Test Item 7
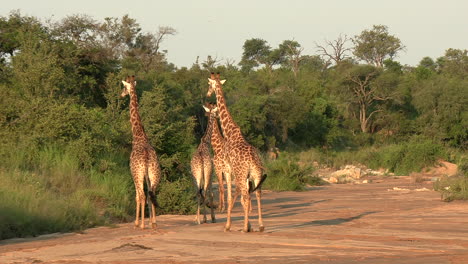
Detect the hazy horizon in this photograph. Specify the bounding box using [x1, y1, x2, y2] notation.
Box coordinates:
[1, 0, 467, 68]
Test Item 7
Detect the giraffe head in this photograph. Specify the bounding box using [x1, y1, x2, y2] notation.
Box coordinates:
[202, 102, 218, 117]
[121, 75, 136, 98]
[207, 72, 226, 97]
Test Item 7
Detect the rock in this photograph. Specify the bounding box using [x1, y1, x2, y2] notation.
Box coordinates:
[326, 176, 338, 184]
[425, 160, 458, 176]
[330, 166, 362, 179]
[414, 188, 430, 192]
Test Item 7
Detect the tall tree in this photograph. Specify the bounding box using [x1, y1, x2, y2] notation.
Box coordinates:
[126, 26, 177, 72]
[337, 64, 390, 133]
[279, 40, 303, 77]
[51, 14, 98, 47]
[240, 38, 284, 74]
[436, 48, 468, 78]
[316, 34, 352, 66]
[353, 25, 405, 67]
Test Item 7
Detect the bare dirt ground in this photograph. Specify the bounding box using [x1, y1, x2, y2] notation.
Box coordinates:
[1, 176, 468, 264]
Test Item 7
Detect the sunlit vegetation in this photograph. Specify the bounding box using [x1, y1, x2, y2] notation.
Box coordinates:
[0, 11, 466, 239]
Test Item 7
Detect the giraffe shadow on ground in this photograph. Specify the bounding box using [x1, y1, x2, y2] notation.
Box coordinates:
[214, 199, 330, 223]
[267, 211, 379, 232]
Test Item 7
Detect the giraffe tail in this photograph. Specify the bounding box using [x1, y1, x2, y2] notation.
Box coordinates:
[199, 188, 205, 203]
[148, 190, 159, 208]
[249, 174, 267, 193]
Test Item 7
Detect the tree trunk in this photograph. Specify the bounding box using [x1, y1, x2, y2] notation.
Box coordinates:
[359, 104, 369, 133]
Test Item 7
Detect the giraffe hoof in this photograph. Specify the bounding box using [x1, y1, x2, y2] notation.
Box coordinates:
[224, 226, 231, 232]
[242, 224, 252, 233]
[259, 225, 265, 232]
[152, 223, 157, 229]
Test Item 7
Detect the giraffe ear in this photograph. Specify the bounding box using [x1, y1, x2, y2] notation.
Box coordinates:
[220, 80, 226, 84]
[202, 105, 210, 112]
[134, 81, 137, 86]
[213, 107, 218, 112]
[122, 80, 129, 86]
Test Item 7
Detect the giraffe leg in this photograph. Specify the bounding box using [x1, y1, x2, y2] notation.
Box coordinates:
[134, 193, 140, 228]
[216, 170, 225, 212]
[256, 189, 264, 232]
[133, 183, 145, 229]
[203, 165, 216, 223]
[131, 161, 146, 229]
[195, 193, 201, 224]
[224, 172, 232, 232]
[147, 151, 160, 229]
[148, 183, 157, 229]
[230, 187, 241, 210]
[140, 192, 146, 229]
[240, 187, 252, 233]
[209, 185, 216, 223]
[202, 189, 207, 224]
[150, 200, 157, 229]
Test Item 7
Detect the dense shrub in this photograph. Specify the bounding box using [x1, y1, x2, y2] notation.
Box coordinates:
[156, 177, 197, 215]
[263, 154, 315, 191]
[373, 138, 445, 175]
[434, 176, 468, 201]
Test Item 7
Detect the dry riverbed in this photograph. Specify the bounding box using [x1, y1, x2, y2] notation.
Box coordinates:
[1, 176, 467, 263]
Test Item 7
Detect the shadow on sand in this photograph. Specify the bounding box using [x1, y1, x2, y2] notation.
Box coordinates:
[268, 211, 379, 232]
[214, 199, 331, 223]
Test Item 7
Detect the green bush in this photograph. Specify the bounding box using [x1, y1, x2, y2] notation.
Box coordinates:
[156, 177, 197, 215]
[372, 138, 445, 175]
[434, 176, 468, 201]
[263, 154, 315, 191]
[0, 169, 102, 240]
[0, 145, 135, 239]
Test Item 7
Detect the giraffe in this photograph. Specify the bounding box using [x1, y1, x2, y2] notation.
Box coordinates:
[208, 101, 252, 214]
[206, 102, 229, 213]
[191, 103, 217, 224]
[121, 75, 161, 229]
[207, 73, 267, 233]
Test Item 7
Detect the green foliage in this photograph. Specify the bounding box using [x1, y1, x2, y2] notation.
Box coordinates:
[437, 48, 468, 78]
[302, 137, 446, 175]
[0, 12, 466, 239]
[358, 138, 445, 175]
[434, 176, 468, 202]
[156, 177, 197, 215]
[0, 146, 102, 240]
[263, 153, 315, 191]
[139, 81, 196, 180]
[353, 24, 405, 67]
[411, 75, 468, 148]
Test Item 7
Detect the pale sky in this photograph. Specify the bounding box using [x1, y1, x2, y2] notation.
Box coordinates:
[1, 0, 467, 68]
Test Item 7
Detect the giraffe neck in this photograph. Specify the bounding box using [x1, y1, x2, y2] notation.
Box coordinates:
[129, 87, 148, 143]
[210, 115, 224, 152]
[200, 113, 214, 144]
[215, 84, 243, 142]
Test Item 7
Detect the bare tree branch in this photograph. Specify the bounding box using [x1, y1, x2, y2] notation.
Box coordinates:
[315, 34, 352, 66]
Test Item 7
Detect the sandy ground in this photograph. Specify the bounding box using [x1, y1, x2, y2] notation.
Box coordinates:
[1, 176, 468, 264]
